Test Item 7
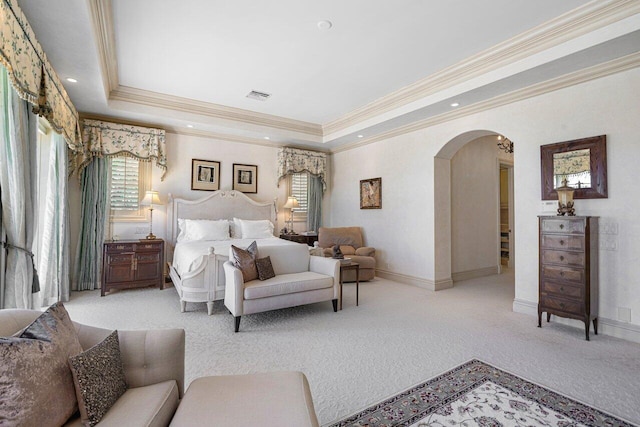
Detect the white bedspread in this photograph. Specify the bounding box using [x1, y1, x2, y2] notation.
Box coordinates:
[172, 237, 299, 276]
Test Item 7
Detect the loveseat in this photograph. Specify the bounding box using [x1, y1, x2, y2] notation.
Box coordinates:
[0, 307, 185, 426]
[224, 243, 340, 332]
[318, 226, 376, 281]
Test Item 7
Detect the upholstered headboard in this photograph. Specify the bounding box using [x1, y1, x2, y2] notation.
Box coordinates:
[167, 190, 277, 246]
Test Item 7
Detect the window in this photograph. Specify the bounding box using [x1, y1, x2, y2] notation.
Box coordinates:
[289, 172, 308, 222]
[109, 157, 150, 221]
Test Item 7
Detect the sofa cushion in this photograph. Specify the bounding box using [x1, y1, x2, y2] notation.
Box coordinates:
[244, 272, 333, 299]
[318, 226, 363, 249]
[68, 331, 127, 426]
[339, 245, 356, 255]
[0, 302, 82, 426]
[231, 241, 258, 282]
[255, 244, 310, 275]
[256, 256, 276, 281]
[92, 380, 179, 427]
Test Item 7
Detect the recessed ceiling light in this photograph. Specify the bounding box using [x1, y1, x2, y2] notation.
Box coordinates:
[66, 78, 78, 83]
[357, 135, 364, 138]
[450, 102, 459, 107]
[186, 124, 194, 128]
[264, 136, 270, 140]
[317, 20, 332, 30]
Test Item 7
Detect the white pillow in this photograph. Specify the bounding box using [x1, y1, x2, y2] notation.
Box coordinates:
[230, 218, 242, 239]
[183, 219, 230, 241]
[176, 218, 187, 242]
[238, 219, 274, 239]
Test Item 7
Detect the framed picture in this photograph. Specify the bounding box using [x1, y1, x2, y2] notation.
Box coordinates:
[191, 159, 220, 191]
[232, 163, 258, 193]
[360, 177, 382, 209]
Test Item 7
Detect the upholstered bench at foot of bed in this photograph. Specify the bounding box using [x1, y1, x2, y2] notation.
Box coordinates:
[169, 371, 319, 427]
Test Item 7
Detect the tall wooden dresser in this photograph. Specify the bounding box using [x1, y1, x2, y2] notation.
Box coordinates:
[538, 216, 598, 340]
[102, 239, 165, 296]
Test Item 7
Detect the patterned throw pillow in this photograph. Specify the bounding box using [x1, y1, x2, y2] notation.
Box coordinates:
[256, 256, 276, 280]
[231, 241, 258, 282]
[0, 302, 83, 426]
[68, 331, 127, 426]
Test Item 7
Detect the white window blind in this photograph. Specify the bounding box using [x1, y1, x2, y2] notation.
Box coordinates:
[110, 157, 140, 211]
[290, 172, 308, 220]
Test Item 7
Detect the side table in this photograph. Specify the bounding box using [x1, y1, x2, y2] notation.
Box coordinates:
[339, 262, 360, 310]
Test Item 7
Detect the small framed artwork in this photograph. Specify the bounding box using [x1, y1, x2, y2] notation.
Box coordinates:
[191, 159, 220, 191]
[360, 177, 382, 209]
[232, 163, 258, 193]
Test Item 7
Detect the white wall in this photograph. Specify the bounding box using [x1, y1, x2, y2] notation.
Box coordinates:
[451, 136, 513, 276]
[330, 67, 640, 337]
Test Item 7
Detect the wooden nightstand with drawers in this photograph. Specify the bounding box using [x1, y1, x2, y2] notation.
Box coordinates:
[538, 216, 598, 340]
[101, 239, 165, 296]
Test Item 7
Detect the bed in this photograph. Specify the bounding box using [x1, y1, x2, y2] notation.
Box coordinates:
[167, 190, 299, 315]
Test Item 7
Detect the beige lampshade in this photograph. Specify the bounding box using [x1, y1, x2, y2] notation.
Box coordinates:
[283, 196, 300, 209]
[140, 190, 162, 206]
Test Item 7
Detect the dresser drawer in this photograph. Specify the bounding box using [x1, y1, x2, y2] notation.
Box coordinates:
[541, 281, 583, 300]
[106, 253, 134, 265]
[541, 219, 585, 234]
[541, 265, 584, 283]
[541, 234, 585, 251]
[541, 249, 584, 267]
[540, 295, 583, 315]
[135, 242, 162, 252]
[106, 243, 135, 253]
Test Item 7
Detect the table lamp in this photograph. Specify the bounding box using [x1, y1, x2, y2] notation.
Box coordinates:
[140, 190, 162, 239]
[283, 196, 299, 234]
[556, 178, 575, 216]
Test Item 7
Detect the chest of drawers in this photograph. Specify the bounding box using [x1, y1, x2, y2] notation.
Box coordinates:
[102, 239, 165, 296]
[538, 216, 598, 340]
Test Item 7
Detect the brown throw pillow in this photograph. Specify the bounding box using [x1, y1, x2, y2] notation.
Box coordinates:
[256, 256, 276, 281]
[0, 302, 83, 426]
[68, 331, 127, 426]
[231, 241, 258, 282]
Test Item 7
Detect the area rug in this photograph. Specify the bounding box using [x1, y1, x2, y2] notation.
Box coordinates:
[328, 359, 635, 427]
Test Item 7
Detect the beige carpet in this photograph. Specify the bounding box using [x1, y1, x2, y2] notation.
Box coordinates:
[64, 270, 640, 426]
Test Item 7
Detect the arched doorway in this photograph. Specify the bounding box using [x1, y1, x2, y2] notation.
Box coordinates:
[434, 130, 514, 287]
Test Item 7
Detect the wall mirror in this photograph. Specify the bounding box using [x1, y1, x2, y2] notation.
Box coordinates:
[540, 135, 607, 200]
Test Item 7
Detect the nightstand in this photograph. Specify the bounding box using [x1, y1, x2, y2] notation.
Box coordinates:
[101, 239, 165, 296]
[279, 233, 318, 246]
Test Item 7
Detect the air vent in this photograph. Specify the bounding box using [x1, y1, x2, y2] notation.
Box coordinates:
[246, 90, 271, 101]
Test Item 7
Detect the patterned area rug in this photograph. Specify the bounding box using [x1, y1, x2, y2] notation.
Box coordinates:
[328, 359, 635, 427]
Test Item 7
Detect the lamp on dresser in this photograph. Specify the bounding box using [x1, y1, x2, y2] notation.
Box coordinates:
[283, 196, 299, 234]
[140, 190, 163, 240]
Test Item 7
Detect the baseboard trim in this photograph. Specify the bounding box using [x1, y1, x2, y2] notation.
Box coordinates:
[512, 298, 640, 344]
[375, 269, 453, 291]
[452, 266, 499, 282]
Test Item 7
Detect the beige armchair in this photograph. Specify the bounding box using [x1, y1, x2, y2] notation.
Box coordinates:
[318, 226, 376, 281]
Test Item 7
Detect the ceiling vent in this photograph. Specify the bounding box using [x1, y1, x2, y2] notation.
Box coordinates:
[246, 90, 271, 101]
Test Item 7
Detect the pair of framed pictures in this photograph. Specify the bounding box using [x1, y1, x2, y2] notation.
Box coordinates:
[191, 159, 257, 193]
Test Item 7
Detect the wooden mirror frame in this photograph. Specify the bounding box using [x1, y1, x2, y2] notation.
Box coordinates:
[540, 135, 607, 200]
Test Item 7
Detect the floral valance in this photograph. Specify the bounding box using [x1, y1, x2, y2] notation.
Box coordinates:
[277, 147, 327, 191]
[0, 0, 81, 149]
[553, 149, 590, 176]
[77, 119, 168, 180]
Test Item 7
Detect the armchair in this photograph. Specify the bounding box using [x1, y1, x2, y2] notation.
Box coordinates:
[318, 226, 376, 281]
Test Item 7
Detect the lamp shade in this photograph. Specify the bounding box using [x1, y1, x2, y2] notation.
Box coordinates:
[283, 196, 299, 209]
[140, 190, 162, 206]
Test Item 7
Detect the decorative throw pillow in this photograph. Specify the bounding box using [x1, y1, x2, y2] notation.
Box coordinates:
[0, 302, 83, 426]
[68, 331, 127, 426]
[255, 256, 276, 281]
[231, 241, 258, 282]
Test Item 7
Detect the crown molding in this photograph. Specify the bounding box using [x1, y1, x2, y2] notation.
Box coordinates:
[323, 0, 640, 136]
[330, 51, 640, 154]
[87, 0, 118, 96]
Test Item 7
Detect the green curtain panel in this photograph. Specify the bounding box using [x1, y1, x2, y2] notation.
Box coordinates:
[74, 157, 109, 291]
[307, 175, 323, 232]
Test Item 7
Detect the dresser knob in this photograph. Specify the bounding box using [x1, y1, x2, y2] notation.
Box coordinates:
[560, 272, 564, 277]
[560, 240, 565, 245]
[560, 256, 565, 261]
[559, 224, 565, 229]
[560, 286, 564, 291]
[560, 303, 565, 308]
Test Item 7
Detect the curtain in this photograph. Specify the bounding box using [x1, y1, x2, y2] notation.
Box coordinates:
[74, 157, 109, 291]
[307, 175, 323, 232]
[34, 132, 70, 306]
[0, 66, 38, 308]
[277, 147, 327, 191]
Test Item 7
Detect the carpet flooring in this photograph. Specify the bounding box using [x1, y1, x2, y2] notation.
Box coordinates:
[63, 270, 640, 426]
[329, 359, 635, 426]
